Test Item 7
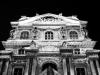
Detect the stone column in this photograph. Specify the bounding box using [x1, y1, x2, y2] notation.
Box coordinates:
[96, 60, 100, 75]
[63, 58, 67, 75]
[25, 59, 29, 75]
[0, 61, 3, 75]
[87, 61, 92, 75]
[28, 58, 33, 75]
[2, 61, 9, 75]
[90, 60, 96, 75]
[69, 58, 74, 75]
[7, 62, 12, 75]
[31, 59, 37, 75]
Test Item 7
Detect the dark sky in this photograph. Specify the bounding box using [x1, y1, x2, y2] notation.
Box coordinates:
[0, 1, 100, 50]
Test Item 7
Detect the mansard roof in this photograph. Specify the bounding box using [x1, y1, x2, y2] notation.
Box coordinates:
[11, 13, 87, 27]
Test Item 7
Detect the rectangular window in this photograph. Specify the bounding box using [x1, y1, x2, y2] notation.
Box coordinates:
[18, 49, 24, 55]
[76, 68, 85, 75]
[14, 68, 23, 75]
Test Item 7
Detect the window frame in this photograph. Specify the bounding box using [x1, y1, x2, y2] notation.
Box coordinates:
[13, 66, 24, 75]
[69, 30, 78, 40]
[20, 30, 30, 39]
[45, 31, 54, 40]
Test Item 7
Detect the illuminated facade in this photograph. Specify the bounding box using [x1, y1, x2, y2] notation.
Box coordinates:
[0, 13, 100, 75]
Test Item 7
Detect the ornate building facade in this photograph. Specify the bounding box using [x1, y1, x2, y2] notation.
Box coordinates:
[0, 13, 100, 75]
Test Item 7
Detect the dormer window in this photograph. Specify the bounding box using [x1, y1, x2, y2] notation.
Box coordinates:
[20, 31, 29, 39]
[69, 31, 78, 39]
[45, 31, 53, 40]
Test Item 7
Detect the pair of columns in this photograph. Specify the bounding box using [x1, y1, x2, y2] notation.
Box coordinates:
[63, 58, 74, 75]
[0, 60, 9, 75]
[63, 58, 100, 75]
[25, 58, 37, 75]
[90, 60, 100, 75]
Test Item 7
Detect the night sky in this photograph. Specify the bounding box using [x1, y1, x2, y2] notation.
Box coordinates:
[0, 1, 100, 52]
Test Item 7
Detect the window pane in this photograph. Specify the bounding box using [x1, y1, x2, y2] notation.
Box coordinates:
[45, 31, 53, 40]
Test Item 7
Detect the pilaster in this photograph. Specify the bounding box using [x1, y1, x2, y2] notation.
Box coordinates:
[63, 58, 67, 75]
[31, 58, 37, 75]
[28, 58, 33, 75]
[0, 61, 3, 75]
[90, 60, 96, 75]
[2, 61, 9, 75]
[69, 58, 74, 75]
[87, 60, 92, 75]
[7, 62, 12, 75]
[25, 59, 29, 75]
[96, 60, 100, 75]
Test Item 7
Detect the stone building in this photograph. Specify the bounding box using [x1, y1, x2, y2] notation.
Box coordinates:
[0, 13, 100, 75]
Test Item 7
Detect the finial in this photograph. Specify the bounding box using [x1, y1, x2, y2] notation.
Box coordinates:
[36, 13, 39, 16]
[72, 15, 77, 18]
[59, 13, 63, 16]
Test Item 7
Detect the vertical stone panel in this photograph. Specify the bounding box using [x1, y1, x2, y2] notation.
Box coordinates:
[69, 58, 74, 75]
[35, 63, 40, 75]
[25, 59, 29, 75]
[87, 61, 92, 75]
[63, 58, 67, 75]
[90, 60, 96, 75]
[66, 58, 70, 75]
[7, 62, 12, 75]
[2, 61, 9, 75]
[96, 60, 100, 75]
[31, 58, 37, 75]
[1, 60, 6, 75]
[28, 58, 33, 75]
[0, 61, 3, 75]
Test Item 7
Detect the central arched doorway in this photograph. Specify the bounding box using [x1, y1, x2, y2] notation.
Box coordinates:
[41, 62, 58, 75]
[42, 62, 58, 71]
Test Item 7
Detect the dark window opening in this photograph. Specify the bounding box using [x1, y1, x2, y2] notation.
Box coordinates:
[42, 63, 57, 71]
[76, 68, 85, 75]
[20, 31, 29, 39]
[60, 27, 66, 39]
[45, 31, 53, 40]
[69, 31, 78, 39]
[14, 68, 23, 75]
[18, 49, 24, 54]
[74, 49, 80, 54]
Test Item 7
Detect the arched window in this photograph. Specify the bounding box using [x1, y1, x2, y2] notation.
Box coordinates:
[45, 31, 53, 40]
[69, 31, 78, 39]
[20, 31, 29, 39]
